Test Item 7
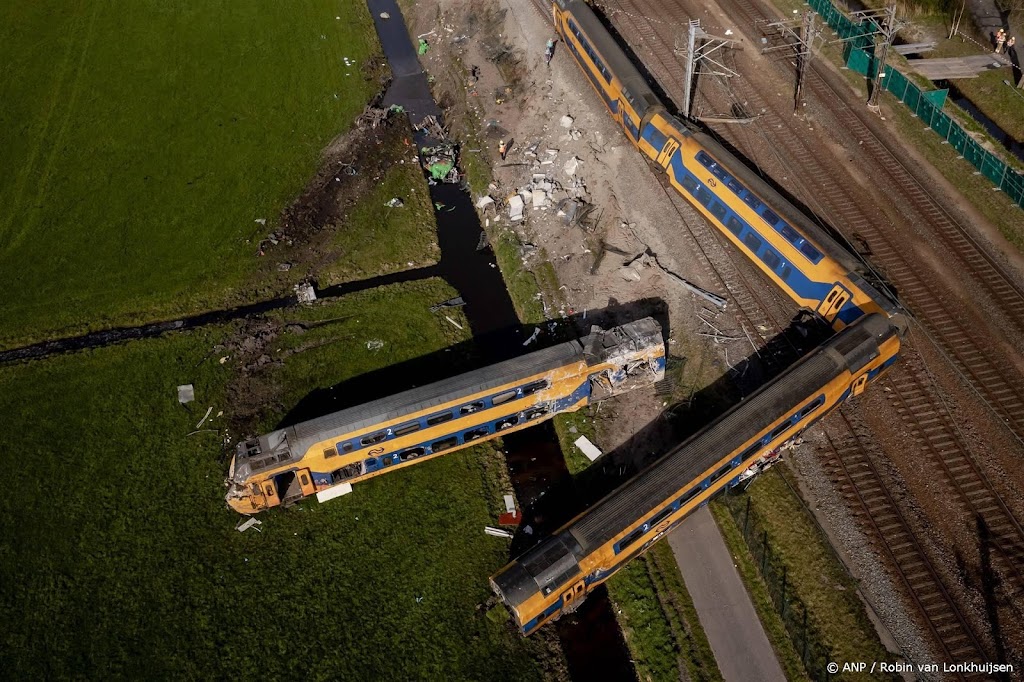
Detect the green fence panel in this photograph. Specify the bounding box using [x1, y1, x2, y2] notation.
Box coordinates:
[886, 69, 909, 100]
[904, 84, 922, 114]
[923, 88, 948, 108]
[1003, 172, 1024, 205]
[931, 110, 953, 138]
[846, 46, 871, 75]
[980, 153, 1006, 185]
[964, 139, 985, 166]
[948, 125, 969, 154]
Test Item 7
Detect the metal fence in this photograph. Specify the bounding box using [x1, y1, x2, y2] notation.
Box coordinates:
[721, 493, 836, 681]
[805, 0, 1024, 208]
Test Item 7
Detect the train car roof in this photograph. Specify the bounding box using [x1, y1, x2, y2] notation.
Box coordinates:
[270, 339, 586, 460]
[568, 314, 892, 552]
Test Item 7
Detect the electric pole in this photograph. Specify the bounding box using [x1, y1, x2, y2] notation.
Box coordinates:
[867, 4, 898, 109]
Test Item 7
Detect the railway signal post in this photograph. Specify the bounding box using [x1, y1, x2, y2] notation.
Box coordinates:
[676, 19, 739, 120]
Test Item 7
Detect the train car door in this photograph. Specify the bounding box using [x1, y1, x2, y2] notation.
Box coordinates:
[850, 373, 869, 397]
[560, 579, 586, 612]
[817, 283, 851, 323]
[656, 138, 680, 168]
[261, 480, 280, 508]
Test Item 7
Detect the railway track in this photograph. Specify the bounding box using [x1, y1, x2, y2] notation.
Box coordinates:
[821, 408, 988, 674]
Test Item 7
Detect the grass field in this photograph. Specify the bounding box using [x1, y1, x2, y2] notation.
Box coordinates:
[0, 280, 556, 679]
[0, 0, 380, 346]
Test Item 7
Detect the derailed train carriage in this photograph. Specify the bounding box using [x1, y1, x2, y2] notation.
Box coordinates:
[226, 318, 665, 514]
[491, 313, 902, 634]
[551, 0, 901, 331]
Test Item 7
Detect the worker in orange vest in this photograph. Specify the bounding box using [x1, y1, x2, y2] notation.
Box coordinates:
[499, 139, 508, 160]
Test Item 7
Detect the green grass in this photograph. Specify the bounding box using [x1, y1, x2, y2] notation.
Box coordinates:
[720, 469, 894, 681]
[0, 0, 381, 346]
[319, 135, 440, 285]
[710, 501, 810, 682]
[608, 543, 723, 682]
[0, 280, 555, 679]
[491, 229, 548, 324]
[553, 408, 599, 475]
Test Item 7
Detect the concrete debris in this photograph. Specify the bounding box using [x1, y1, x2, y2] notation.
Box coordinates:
[236, 517, 263, 533]
[563, 156, 581, 177]
[618, 266, 642, 282]
[385, 197, 405, 208]
[254, 218, 266, 225]
[560, 114, 575, 128]
[503, 494, 516, 514]
[365, 339, 384, 351]
[574, 435, 603, 462]
[532, 188, 549, 210]
[177, 384, 195, 404]
[475, 195, 495, 210]
[508, 194, 525, 222]
[522, 328, 541, 346]
[379, 11, 390, 19]
[569, 128, 583, 141]
[485, 526, 514, 538]
[444, 315, 464, 330]
[295, 282, 316, 303]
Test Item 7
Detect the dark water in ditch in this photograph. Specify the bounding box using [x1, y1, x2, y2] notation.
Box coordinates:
[935, 80, 1024, 164]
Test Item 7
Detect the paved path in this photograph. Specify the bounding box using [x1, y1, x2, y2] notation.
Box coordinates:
[670, 506, 786, 682]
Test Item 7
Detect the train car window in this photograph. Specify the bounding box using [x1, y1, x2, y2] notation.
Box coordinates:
[491, 390, 518, 406]
[618, 527, 645, 551]
[799, 242, 823, 263]
[399, 447, 425, 461]
[762, 250, 781, 270]
[770, 419, 794, 440]
[363, 458, 379, 470]
[647, 505, 675, 528]
[382, 456, 394, 467]
[426, 411, 454, 426]
[696, 150, 715, 168]
[708, 463, 733, 484]
[779, 224, 801, 243]
[742, 193, 763, 211]
[726, 216, 744, 235]
[392, 422, 420, 437]
[780, 265, 792, 282]
[740, 443, 762, 461]
[711, 166, 730, 182]
[464, 427, 489, 442]
[646, 126, 668, 151]
[743, 233, 762, 253]
[695, 187, 713, 207]
[360, 431, 387, 446]
[525, 406, 549, 420]
[460, 401, 486, 415]
[431, 437, 459, 452]
[761, 209, 780, 227]
[709, 202, 727, 221]
[726, 177, 744, 194]
[323, 447, 337, 459]
[799, 396, 826, 418]
[521, 380, 549, 396]
[496, 416, 519, 430]
[679, 486, 701, 506]
[342, 441, 354, 453]
[680, 175, 699, 194]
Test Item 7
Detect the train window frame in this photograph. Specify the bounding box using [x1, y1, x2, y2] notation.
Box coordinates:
[725, 216, 743, 235]
[491, 390, 518, 406]
[780, 265, 792, 282]
[431, 436, 459, 452]
[770, 419, 794, 440]
[799, 396, 826, 418]
[762, 250, 781, 271]
[392, 422, 420, 438]
[679, 486, 701, 507]
[740, 443, 762, 461]
[496, 415, 519, 430]
[464, 427, 489, 442]
[761, 209, 781, 227]
[460, 401, 486, 415]
[743, 233, 762, 253]
[709, 202, 727, 221]
[399, 447, 425, 461]
[647, 505, 675, 529]
[341, 441, 353, 453]
[525, 406, 549, 420]
[426, 411, 454, 426]
[708, 462, 733, 484]
[323, 447, 337, 459]
[680, 175, 699, 194]
[726, 177, 744, 194]
[520, 380, 549, 396]
[618, 527, 645, 551]
[646, 126, 668, 152]
[382, 456, 394, 467]
[360, 431, 387, 446]
[799, 241, 823, 263]
[779, 224, 801, 244]
[695, 187, 713, 207]
[742, 192, 763, 211]
[696, 150, 715, 168]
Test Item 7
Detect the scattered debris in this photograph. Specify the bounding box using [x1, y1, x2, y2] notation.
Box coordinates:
[316, 483, 353, 503]
[475, 195, 495, 211]
[295, 282, 316, 304]
[560, 114, 575, 128]
[196, 406, 214, 429]
[385, 197, 405, 208]
[484, 526, 514, 538]
[444, 315, 464, 330]
[366, 339, 384, 351]
[574, 435, 603, 462]
[508, 194, 525, 222]
[418, 39, 429, 55]
[522, 328, 541, 346]
[379, 11, 390, 19]
[503, 494, 516, 514]
[429, 296, 466, 312]
[563, 156, 582, 177]
[219, 356, 230, 364]
[254, 218, 266, 225]
[236, 517, 263, 533]
[618, 266, 642, 282]
[177, 384, 195, 404]
[277, 262, 292, 272]
[494, 85, 513, 104]
[498, 511, 522, 526]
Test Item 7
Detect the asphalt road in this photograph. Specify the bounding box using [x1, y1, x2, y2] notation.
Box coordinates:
[670, 506, 786, 682]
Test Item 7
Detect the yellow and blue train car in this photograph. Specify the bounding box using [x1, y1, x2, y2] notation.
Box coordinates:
[551, 0, 901, 330]
[491, 313, 902, 634]
[226, 318, 664, 514]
